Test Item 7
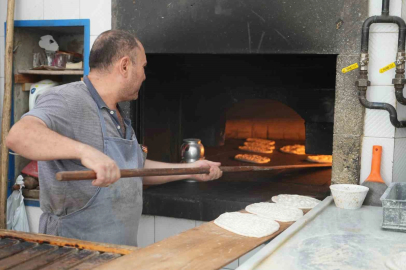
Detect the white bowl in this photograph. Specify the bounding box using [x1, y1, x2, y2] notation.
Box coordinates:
[329, 184, 369, 209]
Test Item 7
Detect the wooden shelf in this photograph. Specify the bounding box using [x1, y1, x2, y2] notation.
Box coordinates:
[18, 69, 83, 75]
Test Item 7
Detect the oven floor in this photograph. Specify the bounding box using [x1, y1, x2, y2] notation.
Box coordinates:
[205, 139, 331, 185]
[143, 139, 331, 221]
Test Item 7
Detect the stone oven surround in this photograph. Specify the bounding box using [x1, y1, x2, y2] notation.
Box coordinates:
[113, 0, 371, 185]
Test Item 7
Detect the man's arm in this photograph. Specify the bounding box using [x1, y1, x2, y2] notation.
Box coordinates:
[143, 159, 222, 185]
[6, 116, 120, 187]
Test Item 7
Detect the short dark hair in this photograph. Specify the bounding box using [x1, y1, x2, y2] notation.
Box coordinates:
[89, 30, 139, 71]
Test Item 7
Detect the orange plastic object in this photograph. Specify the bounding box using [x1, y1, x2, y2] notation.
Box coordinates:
[365, 145, 385, 184]
[21, 160, 38, 178]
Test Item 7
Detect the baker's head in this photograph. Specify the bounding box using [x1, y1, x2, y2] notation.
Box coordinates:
[89, 30, 147, 100]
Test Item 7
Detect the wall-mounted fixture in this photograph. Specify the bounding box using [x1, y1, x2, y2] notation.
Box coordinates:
[356, 0, 406, 128]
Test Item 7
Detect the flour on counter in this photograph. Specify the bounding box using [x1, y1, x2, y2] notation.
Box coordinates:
[385, 252, 406, 270]
[272, 194, 321, 209]
[245, 202, 303, 222]
[214, 212, 280, 238]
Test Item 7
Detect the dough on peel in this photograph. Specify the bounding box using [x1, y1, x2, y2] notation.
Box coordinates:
[214, 212, 280, 238]
[272, 194, 321, 210]
[245, 202, 303, 222]
[385, 252, 406, 270]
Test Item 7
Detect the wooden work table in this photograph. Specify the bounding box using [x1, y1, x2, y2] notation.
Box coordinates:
[96, 210, 309, 270]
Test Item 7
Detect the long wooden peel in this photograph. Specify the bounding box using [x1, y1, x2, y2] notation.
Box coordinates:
[0, 0, 16, 229]
[56, 163, 331, 181]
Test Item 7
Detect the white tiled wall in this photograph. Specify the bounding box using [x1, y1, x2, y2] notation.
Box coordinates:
[369, 0, 402, 18]
[393, 138, 406, 182]
[80, 0, 111, 36]
[154, 216, 196, 242]
[44, 0, 80, 20]
[137, 215, 155, 248]
[25, 205, 43, 233]
[15, 0, 44, 20]
[360, 0, 406, 184]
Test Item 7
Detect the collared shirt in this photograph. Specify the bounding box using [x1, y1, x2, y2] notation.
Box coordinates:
[23, 79, 136, 217]
[84, 76, 132, 140]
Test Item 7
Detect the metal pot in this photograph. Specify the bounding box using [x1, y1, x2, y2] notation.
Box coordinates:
[180, 139, 205, 163]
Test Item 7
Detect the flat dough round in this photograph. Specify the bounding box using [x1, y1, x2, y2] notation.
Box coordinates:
[280, 144, 306, 155]
[385, 252, 406, 270]
[306, 155, 332, 164]
[272, 194, 321, 210]
[214, 212, 280, 238]
[245, 202, 303, 222]
[246, 138, 276, 145]
[238, 145, 274, 154]
[235, 154, 270, 164]
[244, 142, 276, 148]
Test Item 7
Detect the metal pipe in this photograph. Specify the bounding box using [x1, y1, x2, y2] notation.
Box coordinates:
[393, 52, 406, 104]
[358, 86, 406, 128]
[361, 15, 406, 53]
[357, 0, 406, 128]
[382, 0, 390, 16]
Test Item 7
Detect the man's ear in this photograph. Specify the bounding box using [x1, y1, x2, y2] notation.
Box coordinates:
[119, 56, 131, 77]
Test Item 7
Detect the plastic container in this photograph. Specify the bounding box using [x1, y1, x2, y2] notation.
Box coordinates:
[329, 184, 369, 209]
[380, 182, 406, 232]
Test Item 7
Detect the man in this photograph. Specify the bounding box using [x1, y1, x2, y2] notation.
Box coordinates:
[6, 30, 222, 246]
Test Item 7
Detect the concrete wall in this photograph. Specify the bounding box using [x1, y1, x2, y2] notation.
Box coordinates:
[0, 0, 112, 135]
[331, 1, 368, 185]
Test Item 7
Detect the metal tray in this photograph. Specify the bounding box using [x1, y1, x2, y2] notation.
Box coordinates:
[380, 182, 406, 232]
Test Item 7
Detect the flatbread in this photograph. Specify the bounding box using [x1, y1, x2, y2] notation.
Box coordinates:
[235, 154, 271, 164]
[246, 138, 276, 145]
[385, 252, 406, 270]
[214, 212, 280, 238]
[244, 141, 276, 148]
[272, 194, 321, 210]
[280, 144, 306, 155]
[238, 145, 274, 154]
[245, 202, 303, 222]
[306, 155, 332, 164]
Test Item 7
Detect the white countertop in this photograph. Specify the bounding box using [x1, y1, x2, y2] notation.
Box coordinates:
[238, 196, 406, 270]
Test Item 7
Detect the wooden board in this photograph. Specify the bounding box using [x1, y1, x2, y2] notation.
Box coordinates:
[0, 230, 137, 255]
[0, 244, 57, 270]
[96, 218, 296, 270]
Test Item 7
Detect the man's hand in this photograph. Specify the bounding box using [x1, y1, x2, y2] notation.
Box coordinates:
[79, 145, 121, 187]
[188, 160, 222, 182]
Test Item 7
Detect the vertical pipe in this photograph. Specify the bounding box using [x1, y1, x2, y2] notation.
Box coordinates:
[1, 0, 16, 229]
[382, 0, 390, 16]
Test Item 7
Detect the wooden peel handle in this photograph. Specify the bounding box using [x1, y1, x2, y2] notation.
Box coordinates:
[56, 167, 212, 181]
[55, 164, 331, 181]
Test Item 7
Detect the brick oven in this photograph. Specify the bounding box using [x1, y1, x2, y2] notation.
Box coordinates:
[113, 0, 368, 189]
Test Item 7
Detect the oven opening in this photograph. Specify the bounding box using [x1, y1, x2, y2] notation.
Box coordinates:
[141, 54, 336, 181]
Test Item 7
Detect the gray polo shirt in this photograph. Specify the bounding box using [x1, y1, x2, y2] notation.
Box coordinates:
[23, 77, 134, 216]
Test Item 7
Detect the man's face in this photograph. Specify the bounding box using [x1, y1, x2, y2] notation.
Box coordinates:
[128, 43, 147, 100]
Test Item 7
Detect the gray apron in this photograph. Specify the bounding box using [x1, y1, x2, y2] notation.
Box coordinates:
[39, 87, 144, 246]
